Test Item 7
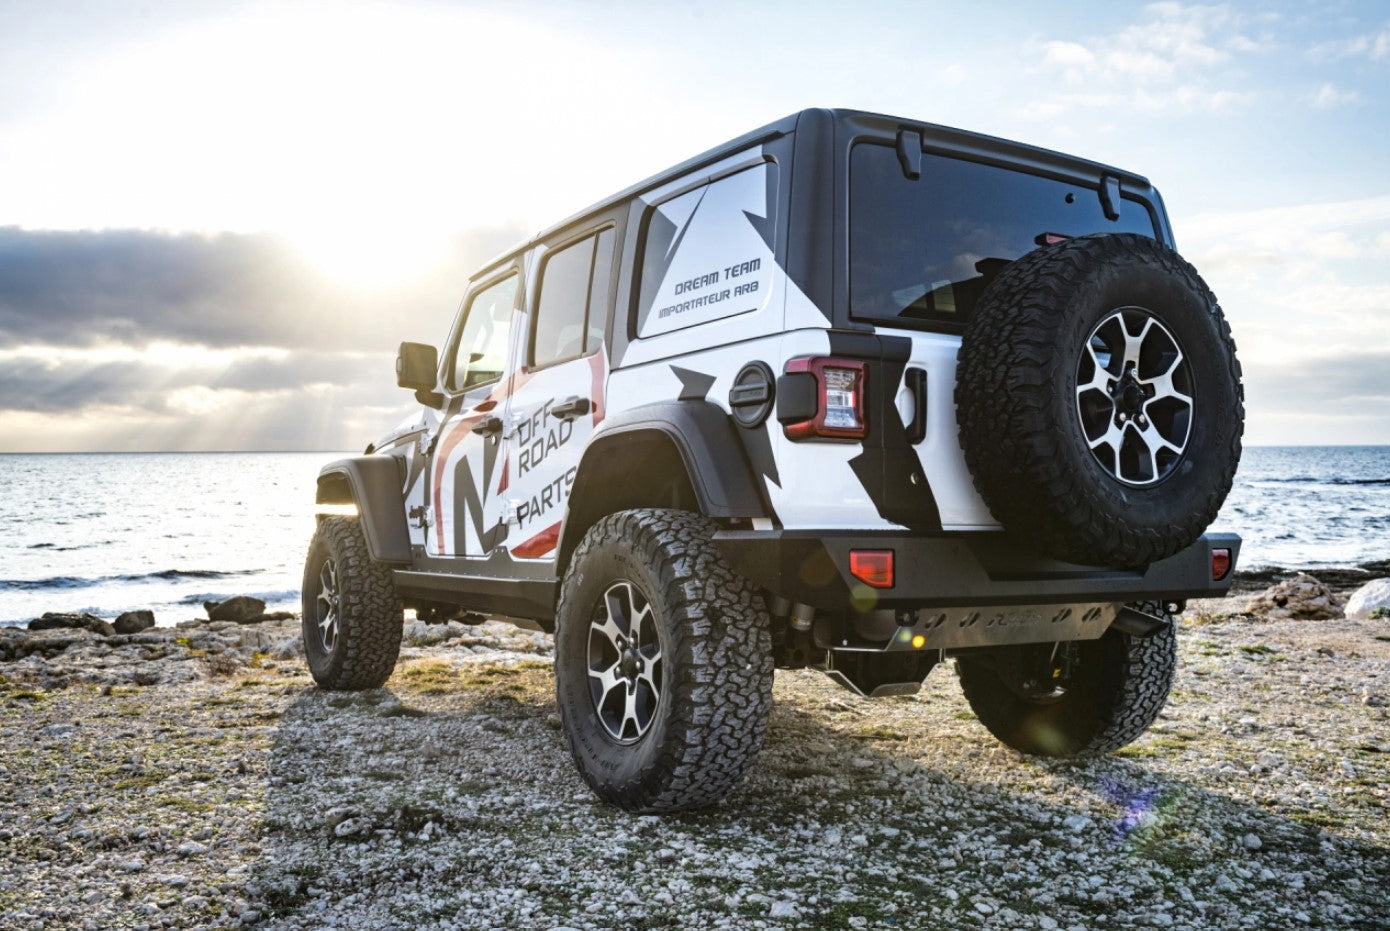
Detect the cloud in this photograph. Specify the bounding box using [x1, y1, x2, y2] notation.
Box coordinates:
[1245, 350, 1390, 406]
[1181, 194, 1390, 273]
[0, 345, 391, 415]
[0, 342, 413, 451]
[0, 225, 526, 352]
[0, 223, 527, 450]
[1308, 28, 1390, 61]
[1024, 3, 1262, 116]
[1308, 82, 1362, 109]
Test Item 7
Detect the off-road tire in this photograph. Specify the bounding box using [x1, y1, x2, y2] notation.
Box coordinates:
[955, 602, 1177, 756]
[554, 509, 774, 813]
[301, 516, 403, 691]
[956, 233, 1243, 568]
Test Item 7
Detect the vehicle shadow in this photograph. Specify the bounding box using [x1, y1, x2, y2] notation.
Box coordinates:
[247, 663, 1390, 930]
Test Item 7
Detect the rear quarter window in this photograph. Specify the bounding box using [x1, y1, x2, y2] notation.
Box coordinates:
[633, 162, 778, 339]
[849, 144, 1158, 330]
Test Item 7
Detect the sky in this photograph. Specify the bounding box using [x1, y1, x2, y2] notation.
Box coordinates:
[1, 0, 1387, 451]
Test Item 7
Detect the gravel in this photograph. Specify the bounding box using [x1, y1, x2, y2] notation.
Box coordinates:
[1, 604, 1387, 929]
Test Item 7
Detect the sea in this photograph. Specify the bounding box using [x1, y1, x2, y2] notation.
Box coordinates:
[1, 447, 1387, 627]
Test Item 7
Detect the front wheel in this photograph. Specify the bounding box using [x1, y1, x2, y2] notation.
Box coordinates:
[955, 602, 1177, 756]
[554, 509, 774, 813]
[301, 516, 403, 690]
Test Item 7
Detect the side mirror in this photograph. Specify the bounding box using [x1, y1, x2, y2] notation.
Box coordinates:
[396, 342, 443, 409]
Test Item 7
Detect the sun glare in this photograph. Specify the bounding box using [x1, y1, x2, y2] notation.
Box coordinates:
[287, 217, 455, 290]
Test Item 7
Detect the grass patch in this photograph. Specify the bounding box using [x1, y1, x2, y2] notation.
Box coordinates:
[3, 689, 45, 703]
[1290, 809, 1347, 831]
[1117, 731, 1199, 759]
[112, 771, 169, 791]
[394, 660, 462, 695]
[378, 703, 430, 718]
[156, 796, 215, 814]
[201, 695, 249, 707]
[854, 725, 908, 741]
[1236, 644, 1277, 656]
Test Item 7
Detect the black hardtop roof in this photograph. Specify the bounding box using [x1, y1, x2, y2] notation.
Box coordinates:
[469, 107, 1154, 281]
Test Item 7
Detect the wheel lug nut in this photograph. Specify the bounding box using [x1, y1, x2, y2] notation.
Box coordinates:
[1118, 413, 1128, 423]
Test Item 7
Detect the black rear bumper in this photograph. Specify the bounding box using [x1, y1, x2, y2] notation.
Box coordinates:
[714, 529, 1240, 611]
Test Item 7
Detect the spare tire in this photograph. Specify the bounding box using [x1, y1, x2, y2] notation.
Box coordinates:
[955, 233, 1243, 568]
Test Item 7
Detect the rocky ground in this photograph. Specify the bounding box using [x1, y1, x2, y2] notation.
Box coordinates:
[1, 578, 1388, 930]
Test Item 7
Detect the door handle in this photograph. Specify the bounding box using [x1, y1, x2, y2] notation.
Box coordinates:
[905, 367, 928, 445]
[470, 415, 503, 436]
[550, 396, 592, 419]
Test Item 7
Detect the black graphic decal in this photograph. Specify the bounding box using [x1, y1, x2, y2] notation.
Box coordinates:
[404, 444, 426, 498]
[741, 422, 781, 490]
[830, 333, 943, 531]
[451, 452, 507, 555]
[636, 186, 710, 332]
[671, 366, 716, 401]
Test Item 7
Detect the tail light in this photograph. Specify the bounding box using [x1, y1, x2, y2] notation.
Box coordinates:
[781, 357, 868, 440]
[1211, 548, 1231, 581]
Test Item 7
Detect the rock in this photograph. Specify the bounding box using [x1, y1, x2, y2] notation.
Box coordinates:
[272, 635, 302, 660]
[1063, 814, 1090, 832]
[404, 620, 449, 646]
[1242, 833, 1262, 850]
[769, 901, 799, 918]
[176, 841, 208, 858]
[1345, 578, 1390, 620]
[333, 817, 370, 839]
[1246, 573, 1344, 620]
[203, 597, 267, 623]
[113, 610, 156, 634]
[28, 612, 116, 637]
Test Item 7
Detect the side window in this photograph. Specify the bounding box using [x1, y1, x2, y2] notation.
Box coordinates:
[587, 229, 615, 351]
[633, 162, 776, 338]
[448, 273, 517, 392]
[530, 228, 615, 369]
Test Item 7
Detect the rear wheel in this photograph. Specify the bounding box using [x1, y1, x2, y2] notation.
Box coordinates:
[955, 602, 1176, 756]
[554, 509, 774, 812]
[301, 516, 403, 690]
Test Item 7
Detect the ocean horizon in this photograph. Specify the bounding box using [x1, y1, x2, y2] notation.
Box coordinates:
[2, 445, 1387, 627]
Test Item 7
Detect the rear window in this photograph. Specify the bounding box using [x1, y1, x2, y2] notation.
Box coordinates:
[849, 144, 1158, 330]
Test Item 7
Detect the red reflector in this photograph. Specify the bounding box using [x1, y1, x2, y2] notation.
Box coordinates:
[1211, 548, 1231, 581]
[849, 550, 894, 589]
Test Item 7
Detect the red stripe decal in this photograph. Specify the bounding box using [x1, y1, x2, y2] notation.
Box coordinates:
[512, 521, 561, 559]
[588, 349, 607, 427]
[429, 367, 538, 552]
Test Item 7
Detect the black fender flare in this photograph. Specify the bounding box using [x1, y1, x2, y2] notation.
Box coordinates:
[557, 401, 768, 569]
[315, 456, 412, 564]
[584, 400, 768, 518]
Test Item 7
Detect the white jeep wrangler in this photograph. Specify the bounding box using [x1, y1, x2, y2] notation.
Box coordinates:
[304, 108, 1244, 812]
